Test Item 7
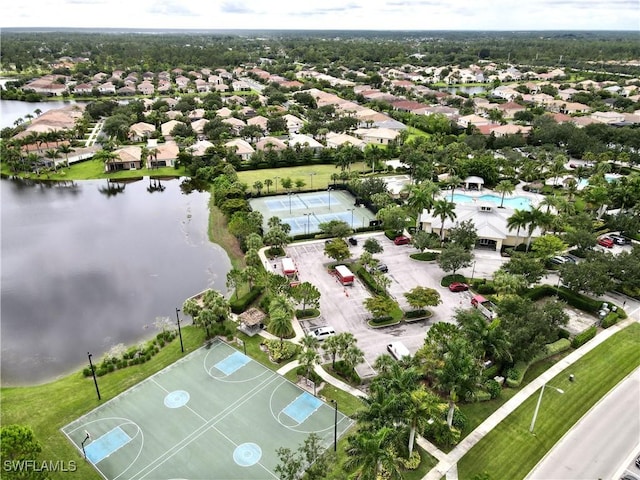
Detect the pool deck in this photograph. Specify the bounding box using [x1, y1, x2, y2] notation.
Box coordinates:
[438, 182, 545, 209]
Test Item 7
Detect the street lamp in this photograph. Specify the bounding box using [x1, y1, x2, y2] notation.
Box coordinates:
[175, 307, 184, 353]
[87, 352, 101, 400]
[275, 176, 280, 193]
[471, 261, 477, 281]
[288, 191, 293, 214]
[347, 208, 355, 229]
[310, 172, 316, 190]
[330, 399, 338, 451]
[529, 382, 564, 433]
[327, 187, 332, 211]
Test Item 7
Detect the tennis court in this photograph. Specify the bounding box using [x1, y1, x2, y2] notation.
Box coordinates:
[249, 190, 376, 236]
[62, 340, 354, 480]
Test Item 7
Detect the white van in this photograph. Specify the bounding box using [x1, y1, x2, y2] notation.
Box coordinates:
[387, 342, 411, 360]
[310, 327, 336, 341]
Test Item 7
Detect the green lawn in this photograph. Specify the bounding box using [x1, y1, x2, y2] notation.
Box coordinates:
[457, 323, 640, 480]
[2, 158, 187, 181]
[237, 163, 370, 194]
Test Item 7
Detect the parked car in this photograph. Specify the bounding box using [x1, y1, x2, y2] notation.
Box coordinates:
[449, 282, 469, 292]
[550, 255, 567, 265]
[636, 454, 640, 468]
[609, 233, 629, 245]
[598, 237, 614, 248]
[394, 236, 410, 245]
[310, 326, 335, 341]
[620, 475, 639, 480]
[369, 263, 388, 273]
[348, 237, 358, 246]
[561, 255, 577, 263]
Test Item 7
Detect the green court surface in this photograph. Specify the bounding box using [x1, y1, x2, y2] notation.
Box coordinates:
[249, 190, 376, 236]
[62, 340, 354, 480]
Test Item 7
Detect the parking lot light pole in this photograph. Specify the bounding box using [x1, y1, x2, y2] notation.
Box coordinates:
[175, 307, 184, 353]
[327, 187, 332, 211]
[330, 400, 338, 451]
[471, 261, 476, 280]
[530, 382, 564, 433]
[288, 191, 293, 214]
[348, 208, 355, 228]
[303, 212, 312, 235]
[87, 352, 101, 400]
[275, 176, 280, 193]
[310, 172, 316, 190]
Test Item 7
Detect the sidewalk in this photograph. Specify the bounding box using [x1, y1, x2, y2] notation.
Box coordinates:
[421, 312, 639, 480]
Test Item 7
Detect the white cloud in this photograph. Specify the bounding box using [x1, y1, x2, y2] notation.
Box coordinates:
[1, 0, 637, 30]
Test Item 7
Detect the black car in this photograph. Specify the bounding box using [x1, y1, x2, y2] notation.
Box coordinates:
[348, 237, 358, 246]
[370, 263, 388, 273]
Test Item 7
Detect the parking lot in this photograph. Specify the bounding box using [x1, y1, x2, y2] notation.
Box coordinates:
[284, 232, 507, 379]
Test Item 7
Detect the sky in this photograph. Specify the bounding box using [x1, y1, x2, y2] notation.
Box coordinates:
[2, 0, 639, 31]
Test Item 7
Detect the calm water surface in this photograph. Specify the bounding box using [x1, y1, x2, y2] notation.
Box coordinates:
[1, 177, 230, 385]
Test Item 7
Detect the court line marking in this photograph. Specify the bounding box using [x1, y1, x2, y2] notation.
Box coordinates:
[130, 374, 284, 480]
[149, 378, 207, 423]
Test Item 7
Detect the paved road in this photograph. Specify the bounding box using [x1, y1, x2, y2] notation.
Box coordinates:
[527, 368, 640, 480]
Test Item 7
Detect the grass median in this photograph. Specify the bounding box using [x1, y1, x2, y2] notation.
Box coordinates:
[457, 322, 640, 480]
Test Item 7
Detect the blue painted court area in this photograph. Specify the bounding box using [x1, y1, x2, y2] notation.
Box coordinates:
[85, 427, 132, 464]
[214, 351, 251, 375]
[283, 392, 323, 424]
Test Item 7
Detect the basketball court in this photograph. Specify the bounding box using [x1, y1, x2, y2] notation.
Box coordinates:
[62, 339, 353, 480]
[249, 190, 376, 236]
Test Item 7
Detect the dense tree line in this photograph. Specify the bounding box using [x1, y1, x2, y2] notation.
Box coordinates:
[2, 30, 639, 77]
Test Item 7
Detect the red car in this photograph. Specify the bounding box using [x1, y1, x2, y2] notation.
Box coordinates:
[598, 237, 614, 248]
[394, 236, 410, 245]
[449, 282, 469, 292]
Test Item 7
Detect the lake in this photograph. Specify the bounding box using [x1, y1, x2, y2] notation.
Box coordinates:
[1, 176, 231, 386]
[0, 98, 88, 130]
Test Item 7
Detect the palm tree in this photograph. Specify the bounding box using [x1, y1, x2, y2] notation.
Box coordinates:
[494, 180, 515, 208]
[57, 143, 75, 167]
[447, 175, 463, 201]
[44, 149, 61, 170]
[268, 307, 293, 345]
[432, 199, 457, 243]
[344, 427, 403, 480]
[506, 209, 528, 249]
[406, 389, 440, 456]
[264, 178, 273, 194]
[523, 207, 545, 252]
[298, 335, 320, 381]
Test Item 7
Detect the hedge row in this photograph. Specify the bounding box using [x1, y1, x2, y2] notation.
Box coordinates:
[571, 326, 598, 348]
[230, 286, 264, 314]
[353, 264, 386, 296]
[524, 285, 602, 313]
[409, 252, 439, 261]
[504, 338, 572, 388]
[601, 311, 620, 329]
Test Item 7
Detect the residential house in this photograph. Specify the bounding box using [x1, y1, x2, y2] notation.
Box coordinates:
[326, 132, 366, 150]
[247, 115, 269, 132]
[496, 101, 525, 119]
[106, 146, 142, 172]
[222, 117, 247, 135]
[591, 111, 625, 124]
[128, 122, 156, 142]
[98, 82, 116, 95]
[255, 136, 288, 152]
[283, 114, 304, 134]
[148, 141, 179, 168]
[489, 124, 532, 137]
[118, 86, 137, 96]
[188, 140, 215, 157]
[191, 118, 209, 135]
[160, 120, 185, 139]
[216, 107, 233, 118]
[224, 138, 254, 160]
[288, 134, 323, 153]
[194, 79, 209, 93]
[73, 83, 94, 95]
[457, 114, 491, 129]
[353, 127, 400, 146]
[232, 80, 251, 91]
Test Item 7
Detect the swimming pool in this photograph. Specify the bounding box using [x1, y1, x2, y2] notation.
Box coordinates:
[578, 173, 621, 190]
[450, 193, 532, 210]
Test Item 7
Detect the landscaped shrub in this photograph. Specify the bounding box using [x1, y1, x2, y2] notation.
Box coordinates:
[472, 390, 492, 402]
[601, 312, 620, 329]
[505, 361, 528, 388]
[571, 326, 597, 348]
[542, 338, 571, 357]
[295, 308, 320, 319]
[333, 360, 361, 384]
[451, 407, 467, 430]
[295, 365, 322, 384]
[482, 364, 500, 380]
[557, 327, 571, 339]
[476, 283, 496, 295]
[399, 451, 421, 470]
[370, 315, 394, 324]
[404, 309, 428, 319]
[263, 339, 298, 362]
[230, 286, 264, 314]
[442, 274, 467, 287]
[409, 252, 439, 261]
[353, 264, 386, 295]
[384, 229, 401, 240]
[485, 379, 502, 399]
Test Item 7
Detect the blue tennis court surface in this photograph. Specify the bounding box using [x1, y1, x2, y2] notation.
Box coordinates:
[283, 392, 323, 423]
[215, 351, 251, 375]
[85, 426, 132, 464]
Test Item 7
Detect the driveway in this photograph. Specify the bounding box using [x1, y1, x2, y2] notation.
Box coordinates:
[284, 233, 507, 379]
